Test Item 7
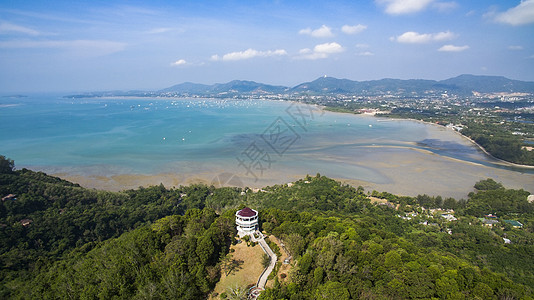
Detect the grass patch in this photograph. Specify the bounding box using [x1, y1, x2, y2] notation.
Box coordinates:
[212, 239, 265, 298]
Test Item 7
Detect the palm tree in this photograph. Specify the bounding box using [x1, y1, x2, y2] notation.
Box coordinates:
[225, 284, 248, 300]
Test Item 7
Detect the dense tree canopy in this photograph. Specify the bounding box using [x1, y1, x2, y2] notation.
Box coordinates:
[0, 157, 533, 299]
[474, 178, 504, 191]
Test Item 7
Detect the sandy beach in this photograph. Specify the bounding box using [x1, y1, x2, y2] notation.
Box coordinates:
[53, 140, 534, 200]
[53, 170, 305, 192]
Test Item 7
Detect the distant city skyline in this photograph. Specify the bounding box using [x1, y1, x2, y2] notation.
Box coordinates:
[1, 0, 533, 93]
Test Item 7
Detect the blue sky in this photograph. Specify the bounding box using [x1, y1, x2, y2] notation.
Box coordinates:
[0, 0, 533, 93]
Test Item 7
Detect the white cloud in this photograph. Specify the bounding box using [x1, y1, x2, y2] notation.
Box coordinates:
[432, 31, 456, 41]
[0, 39, 126, 56]
[297, 52, 328, 60]
[299, 25, 334, 38]
[272, 49, 289, 55]
[508, 45, 523, 50]
[483, 6, 498, 19]
[433, 1, 458, 12]
[494, 0, 534, 25]
[211, 48, 288, 61]
[354, 44, 374, 55]
[341, 24, 367, 35]
[376, 0, 434, 15]
[394, 32, 424, 43]
[394, 31, 456, 43]
[171, 59, 187, 66]
[0, 21, 40, 36]
[297, 42, 344, 60]
[438, 44, 469, 52]
[315, 42, 344, 54]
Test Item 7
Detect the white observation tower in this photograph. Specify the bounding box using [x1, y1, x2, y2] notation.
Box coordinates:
[235, 207, 259, 236]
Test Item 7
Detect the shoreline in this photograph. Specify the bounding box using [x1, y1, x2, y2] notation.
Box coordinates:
[321, 106, 534, 170]
[10, 97, 533, 197]
[50, 159, 532, 200]
[405, 118, 534, 170]
[49, 135, 534, 198]
[51, 171, 304, 192]
[49, 102, 533, 196]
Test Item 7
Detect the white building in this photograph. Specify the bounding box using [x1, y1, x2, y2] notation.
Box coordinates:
[441, 213, 457, 222]
[236, 207, 259, 236]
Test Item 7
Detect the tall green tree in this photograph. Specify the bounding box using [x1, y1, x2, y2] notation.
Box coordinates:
[0, 155, 14, 174]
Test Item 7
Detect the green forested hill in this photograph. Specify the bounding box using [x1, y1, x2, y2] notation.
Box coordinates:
[30, 210, 236, 299]
[0, 162, 228, 298]
[1, 157, 533, 299]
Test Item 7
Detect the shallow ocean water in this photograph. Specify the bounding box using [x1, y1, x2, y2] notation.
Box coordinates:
[1, 96, 532, 198]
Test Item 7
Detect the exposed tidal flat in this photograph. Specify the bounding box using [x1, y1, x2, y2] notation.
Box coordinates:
[1, 96, 532, 199]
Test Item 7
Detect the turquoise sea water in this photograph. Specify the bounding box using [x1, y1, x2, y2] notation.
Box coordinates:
[1, 96, 532, 197]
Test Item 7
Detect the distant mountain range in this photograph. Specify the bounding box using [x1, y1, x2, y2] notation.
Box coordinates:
[160, 80, 288, 95]
[67, 75, 534, 98]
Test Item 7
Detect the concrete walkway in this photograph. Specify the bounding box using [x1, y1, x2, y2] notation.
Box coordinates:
[250, 231, 277, 290]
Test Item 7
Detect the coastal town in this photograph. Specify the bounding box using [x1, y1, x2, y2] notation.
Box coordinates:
[322, 90, 534, 166]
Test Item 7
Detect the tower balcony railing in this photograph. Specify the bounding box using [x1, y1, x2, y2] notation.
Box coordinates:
[236, 218, 258, 225]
